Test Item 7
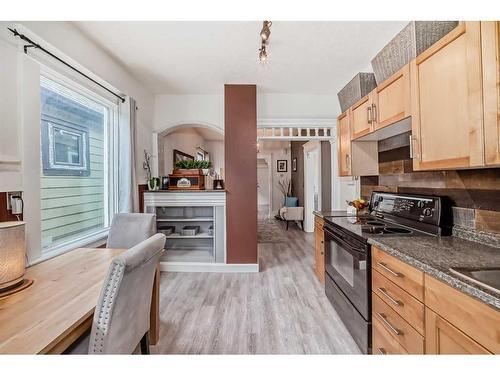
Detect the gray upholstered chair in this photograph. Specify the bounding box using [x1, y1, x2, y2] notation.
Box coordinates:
[67, 233, 166, 354]
[107, 213, 156, 249]
[279, 206, 305, 230]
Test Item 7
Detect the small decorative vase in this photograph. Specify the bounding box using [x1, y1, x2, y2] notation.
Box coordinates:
[148, 178, 158, 191]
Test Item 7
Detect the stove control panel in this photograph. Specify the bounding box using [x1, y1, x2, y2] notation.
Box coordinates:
[369, 192, 441, 226]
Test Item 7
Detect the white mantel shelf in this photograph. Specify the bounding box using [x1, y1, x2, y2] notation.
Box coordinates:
[143, 190, 226, 207]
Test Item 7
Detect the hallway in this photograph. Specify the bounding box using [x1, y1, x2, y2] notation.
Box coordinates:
[154, 219, 360, 354]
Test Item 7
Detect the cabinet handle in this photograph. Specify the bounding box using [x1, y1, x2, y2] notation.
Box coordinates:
[377, 312, 402, 336]
[377, 347, 387, 355]
[345, 154, 350, 166]
[367, 106, 372, 124]
[377, 287, 403, 306]
[377, 262, 403, 278]
[409, 134, 414, 159]
[410, 135, 420, 160]
[371, 103, 377, 124]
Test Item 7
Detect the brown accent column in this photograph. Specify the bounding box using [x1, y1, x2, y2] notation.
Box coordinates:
[224, 84, 257, 264]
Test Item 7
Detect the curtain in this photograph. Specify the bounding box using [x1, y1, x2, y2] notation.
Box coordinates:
[118, 97, 138, 213]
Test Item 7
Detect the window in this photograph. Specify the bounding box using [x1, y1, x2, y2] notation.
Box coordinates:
[40, 74, 118, 251]
[41, 120, 90, 176]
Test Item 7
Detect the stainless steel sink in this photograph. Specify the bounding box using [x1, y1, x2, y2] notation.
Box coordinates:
[449, 267, 500, 294]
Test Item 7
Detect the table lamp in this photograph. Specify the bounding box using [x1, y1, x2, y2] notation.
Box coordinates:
[0, 221, 28, 295]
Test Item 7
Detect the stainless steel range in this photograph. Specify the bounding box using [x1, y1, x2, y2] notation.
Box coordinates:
[323, 192, 449, 354]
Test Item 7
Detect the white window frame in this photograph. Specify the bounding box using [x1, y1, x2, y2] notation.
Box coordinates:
[39, 67, 119, 256]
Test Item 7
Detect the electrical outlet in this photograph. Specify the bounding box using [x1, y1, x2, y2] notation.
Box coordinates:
[6, 191, 22, 210]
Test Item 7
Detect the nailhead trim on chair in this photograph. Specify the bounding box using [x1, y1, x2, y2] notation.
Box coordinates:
[91, 262, 124, 353]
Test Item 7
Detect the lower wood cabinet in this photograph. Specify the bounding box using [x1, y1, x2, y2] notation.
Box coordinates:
[314, 216, 325, 284]
[425, 307, 491, 354]
[371, 246, 500, 355]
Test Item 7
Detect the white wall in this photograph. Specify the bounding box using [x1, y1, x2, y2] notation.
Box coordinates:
[258, 143, 292, 214]
[204, 140, 224, 178]
[152, 93, 338, 133]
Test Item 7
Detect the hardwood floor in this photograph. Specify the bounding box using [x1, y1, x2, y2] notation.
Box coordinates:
[153, 221, 361, 354]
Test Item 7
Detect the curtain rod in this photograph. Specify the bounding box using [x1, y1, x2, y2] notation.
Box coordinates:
[7, 27, 126, 103]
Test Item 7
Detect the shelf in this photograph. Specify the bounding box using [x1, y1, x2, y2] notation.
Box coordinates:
[157, 217, 213, 222]
[162, 249, 214, 263]
[165, 233, 213, 239]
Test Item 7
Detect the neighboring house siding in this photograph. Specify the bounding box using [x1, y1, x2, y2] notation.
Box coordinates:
[40, 86, 105, 248]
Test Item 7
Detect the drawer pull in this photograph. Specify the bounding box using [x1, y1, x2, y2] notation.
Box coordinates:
[377, 312, 402, 336]
[377, 262, 403, 277]
[377, 287, 403, 306]
[377, 347, 386, 355]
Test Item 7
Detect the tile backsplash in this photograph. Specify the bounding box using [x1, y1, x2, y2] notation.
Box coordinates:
[360, 168, 500, 235]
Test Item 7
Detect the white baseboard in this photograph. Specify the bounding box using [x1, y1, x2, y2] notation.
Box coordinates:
[160, 262, 259, 273]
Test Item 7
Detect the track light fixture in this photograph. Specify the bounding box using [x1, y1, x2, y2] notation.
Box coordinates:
[260, 21, 272, 42]
[258, 21, 272, 63]
[259, 44, 268, 63]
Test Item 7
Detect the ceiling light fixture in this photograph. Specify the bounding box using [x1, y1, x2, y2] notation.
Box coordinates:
[260, 21, 272, 42]
[258, 21, 272, 63]
[258, 45, 268, 63]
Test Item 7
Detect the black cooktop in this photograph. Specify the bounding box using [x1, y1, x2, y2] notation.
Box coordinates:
[324, 192, 450, 241]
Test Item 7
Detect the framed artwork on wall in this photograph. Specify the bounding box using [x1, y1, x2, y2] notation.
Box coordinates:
[292, 157, 297, 172]
[277, 160, 288, 173]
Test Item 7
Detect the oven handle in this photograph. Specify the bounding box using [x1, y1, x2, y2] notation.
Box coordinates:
[323, 226, 367, 255]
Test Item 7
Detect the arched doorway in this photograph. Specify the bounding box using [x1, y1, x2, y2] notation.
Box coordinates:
[153, 123, 224, 185]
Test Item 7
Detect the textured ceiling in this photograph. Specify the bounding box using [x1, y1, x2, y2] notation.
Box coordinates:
[74, 21, 407, 95]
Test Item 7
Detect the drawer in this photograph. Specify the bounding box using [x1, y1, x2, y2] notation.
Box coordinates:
[372, 246, 424, 301]
[372, 317, 408, 355]
[372, 269, 425, 335]
[372, 292, 424, 354]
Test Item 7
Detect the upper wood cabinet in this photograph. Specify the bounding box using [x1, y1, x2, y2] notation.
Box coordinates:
[372, 64, 411, 131]
[350, 94, 374, 139]
[410, 22, 484, 171]
[337, 111, 352, 176]
[481, 21, 500, 166]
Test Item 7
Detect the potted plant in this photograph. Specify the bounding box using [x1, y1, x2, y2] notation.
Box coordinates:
[143, 150, 159, 190]
[174, 159, 212, 175]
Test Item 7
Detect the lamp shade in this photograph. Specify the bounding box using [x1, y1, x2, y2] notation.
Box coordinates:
[0, 221, 26, 291]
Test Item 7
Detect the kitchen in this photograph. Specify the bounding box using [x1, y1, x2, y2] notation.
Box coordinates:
[0, 3, 499, 372]
[314, 21, 500, 355]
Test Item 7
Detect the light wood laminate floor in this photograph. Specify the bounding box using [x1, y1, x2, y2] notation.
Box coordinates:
[153, 221, 361, 354]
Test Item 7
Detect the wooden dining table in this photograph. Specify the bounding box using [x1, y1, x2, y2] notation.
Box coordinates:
[0, 248, 160, 354]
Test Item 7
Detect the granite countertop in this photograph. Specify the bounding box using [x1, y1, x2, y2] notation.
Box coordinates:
[367, 235, 500, 311]
[313, 210, 354, 218]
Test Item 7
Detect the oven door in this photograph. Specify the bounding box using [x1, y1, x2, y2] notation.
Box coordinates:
[324, 225, 370, 320]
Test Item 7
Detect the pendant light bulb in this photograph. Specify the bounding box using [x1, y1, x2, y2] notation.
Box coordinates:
[259, 45, 268, 63]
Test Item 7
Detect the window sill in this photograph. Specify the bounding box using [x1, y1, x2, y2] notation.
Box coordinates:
[29, 228, 109, 266]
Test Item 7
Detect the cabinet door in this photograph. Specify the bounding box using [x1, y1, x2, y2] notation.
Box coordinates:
[372, 65, 411, 131]
[337, 112, 352, 176]
[410, 22, 484, 170]
[481, 21, 500, 166]
[314, 223, 325, 284]
[425, 308, 491, 354]
[350, 95, 373, 139]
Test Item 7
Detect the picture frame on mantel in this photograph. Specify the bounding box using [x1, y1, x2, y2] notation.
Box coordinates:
[173, 149, 194, 168]
[277, 160, 287, 173]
